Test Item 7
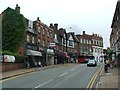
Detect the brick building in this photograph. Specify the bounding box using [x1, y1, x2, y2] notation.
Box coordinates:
[110, 0, 120, 67]
[76, 31, 92, 56]
[92, 33, 103, 62]
[76, 31, 103, 62]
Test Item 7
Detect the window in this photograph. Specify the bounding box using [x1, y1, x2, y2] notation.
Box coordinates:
[89, 40, 91, 45]
[69, 40, 73, 46]
[47, 31, 49, 37]
[87, 40, 88, 44]
[38, 27, 41, 33]
[84, 39, 86, 44]
[28, 20, 33, 29]
[43, 28, 45, 34]
[38, 38, 40, 44]
[32, 37, 35, 44]
[27, 35, 30, 42]
[63, 38, 66, 44]
[51, 32, 53, 38]
[43, 40, 45, 46]
[80, 38, 82, 43]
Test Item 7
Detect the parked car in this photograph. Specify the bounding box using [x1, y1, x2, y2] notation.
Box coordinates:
[87, 59, 97, 66]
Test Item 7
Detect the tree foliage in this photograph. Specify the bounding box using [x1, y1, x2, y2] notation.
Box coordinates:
[2, 7, 26, 53]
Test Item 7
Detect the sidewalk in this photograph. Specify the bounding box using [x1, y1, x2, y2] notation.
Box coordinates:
[96, 65, 119, 89]
[1, 63, 72, 80]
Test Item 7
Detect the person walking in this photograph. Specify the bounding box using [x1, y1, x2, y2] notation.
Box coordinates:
[25, 56, 30, 69]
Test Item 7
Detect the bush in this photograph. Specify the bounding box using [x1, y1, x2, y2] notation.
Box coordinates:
[14, 54, 24, 63]
[2, 50, 14, 55]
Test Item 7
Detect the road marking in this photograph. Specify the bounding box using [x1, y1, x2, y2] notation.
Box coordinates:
[0, 74, 25, 82]
[29, 72, 36, 74]
[69, 69, 75, 72]
[34, 79, 53, 88]
[58, 72, 68, 77]
[86, 64, 103, 90]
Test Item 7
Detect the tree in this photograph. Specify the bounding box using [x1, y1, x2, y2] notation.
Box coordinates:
[2, 7, 26, 53]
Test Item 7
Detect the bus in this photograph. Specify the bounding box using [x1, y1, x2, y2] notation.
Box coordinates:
[78, 55, 95, 63]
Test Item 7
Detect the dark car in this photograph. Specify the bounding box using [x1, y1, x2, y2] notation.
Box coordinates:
[87, 59, 97, 66]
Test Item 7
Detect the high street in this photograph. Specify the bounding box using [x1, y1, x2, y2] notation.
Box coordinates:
[2, 62, 102, 89]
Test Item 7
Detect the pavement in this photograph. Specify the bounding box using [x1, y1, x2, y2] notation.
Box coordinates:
[96, 65, 120, 89]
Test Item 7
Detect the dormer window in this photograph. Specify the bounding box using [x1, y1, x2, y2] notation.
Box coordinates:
[28, 20, 33, 29]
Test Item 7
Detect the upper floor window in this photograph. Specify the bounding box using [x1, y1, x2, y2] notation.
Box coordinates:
[38, 38, 40, 44]
[32, 37, 35, 44]
[38, 26, 41, 33]
[89, 40, 91, 45]
[84, 39, 86, 44]
[80, 38, 82, 43]
[69, 40, 73, 46]
[43, 40, 45, 46]
[63, 38, 66, 45]
[27, 35, 30, 42]
[43, 28, 45, 34]
[51, 32, 53, 38]
[28, 20, 33, 29]
[47, 31, 49, 37]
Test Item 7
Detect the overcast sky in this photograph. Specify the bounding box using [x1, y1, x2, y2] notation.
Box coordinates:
[0, 0, 118, 48]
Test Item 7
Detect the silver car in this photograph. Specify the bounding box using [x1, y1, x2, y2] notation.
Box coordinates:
[87, 59, 97, 66]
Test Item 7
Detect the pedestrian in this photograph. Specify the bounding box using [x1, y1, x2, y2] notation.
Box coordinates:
[38, 61, 42, 67]
[105, 59, 109, 68]
[25, 56, 30, 69]
[104, 63, 108, 73]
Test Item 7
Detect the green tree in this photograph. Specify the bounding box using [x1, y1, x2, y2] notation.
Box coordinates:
[2, 7, 26, 53]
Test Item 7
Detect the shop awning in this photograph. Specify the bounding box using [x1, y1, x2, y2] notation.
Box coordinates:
[26, 50, 42, 56]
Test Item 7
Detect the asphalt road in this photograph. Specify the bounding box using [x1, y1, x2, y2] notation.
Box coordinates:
[2, 62, 102, 89]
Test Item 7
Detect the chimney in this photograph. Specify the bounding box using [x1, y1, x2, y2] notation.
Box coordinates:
[50, 23, 54, 29]
[83, 31, 85, 35]
[54, 23, 58, 30]
[15, 4, 20, 14]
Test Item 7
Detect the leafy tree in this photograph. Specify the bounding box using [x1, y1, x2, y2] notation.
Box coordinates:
[2, 7, 26, 53]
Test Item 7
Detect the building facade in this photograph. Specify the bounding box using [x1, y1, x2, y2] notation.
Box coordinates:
[76, 31, 92, 56]
[92, 34, 103, 62]
[110, 0, 120, 67]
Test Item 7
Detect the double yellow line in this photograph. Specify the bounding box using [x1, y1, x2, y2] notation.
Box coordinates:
[86, 64, 103, 90]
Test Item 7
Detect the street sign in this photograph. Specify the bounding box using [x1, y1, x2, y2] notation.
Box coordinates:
[49, 43, 55, 47]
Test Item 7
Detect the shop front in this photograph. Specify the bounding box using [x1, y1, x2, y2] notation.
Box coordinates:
[26, 49, 42, 67]
[46, 49, 55, 65]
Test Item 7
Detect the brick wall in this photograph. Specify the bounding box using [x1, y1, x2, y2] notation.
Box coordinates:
[2, 63, 24, 72]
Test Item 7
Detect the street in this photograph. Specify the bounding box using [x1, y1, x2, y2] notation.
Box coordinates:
[2, 62, 102, 89]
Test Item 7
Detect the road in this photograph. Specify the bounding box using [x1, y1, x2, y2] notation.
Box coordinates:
[2, 62, 102, 89]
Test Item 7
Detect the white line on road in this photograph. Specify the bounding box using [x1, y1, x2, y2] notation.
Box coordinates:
[34, 79, 53, 88]
[69, 69, 75, 72]
[58, 72, 68, 77]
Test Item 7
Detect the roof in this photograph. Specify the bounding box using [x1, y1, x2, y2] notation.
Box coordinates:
[58, 28, 66, 37]
[67, 32, 79, 42]
[111, 1, 120, 28]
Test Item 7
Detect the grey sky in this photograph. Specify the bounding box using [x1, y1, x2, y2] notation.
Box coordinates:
[0, 0, 118, 48]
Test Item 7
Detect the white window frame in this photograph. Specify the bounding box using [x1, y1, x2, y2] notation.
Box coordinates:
[27, 35, 30, 42]
[38, 26, 41, 33]
[32, 37, 35, 44]
[38, 38, 40, 44]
